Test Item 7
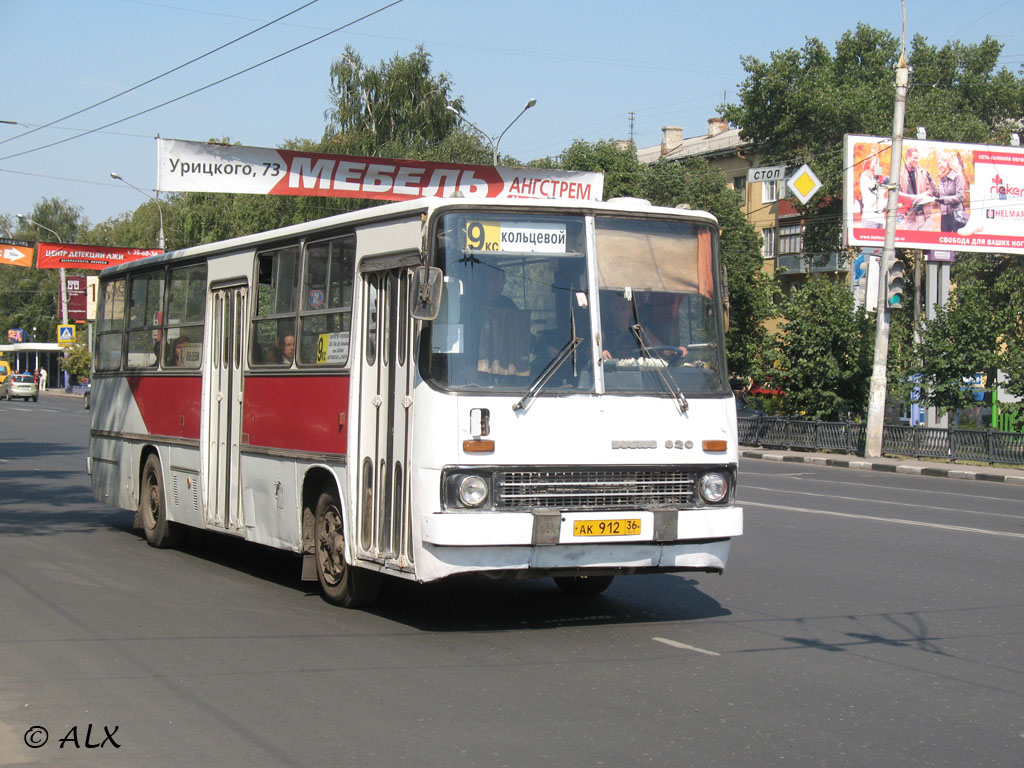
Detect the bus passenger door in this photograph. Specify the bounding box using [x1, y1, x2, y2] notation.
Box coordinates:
[356, 268, 414, 570]
[206, 282, 247, 532]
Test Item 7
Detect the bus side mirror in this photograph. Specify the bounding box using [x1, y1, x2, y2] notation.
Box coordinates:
[410, 266, 443, 320]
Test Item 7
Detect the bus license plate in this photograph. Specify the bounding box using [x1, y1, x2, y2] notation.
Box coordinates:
[572, 519, 641, 537]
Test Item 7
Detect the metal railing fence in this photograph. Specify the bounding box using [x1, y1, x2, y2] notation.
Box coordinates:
[738, 416, 1024, 466]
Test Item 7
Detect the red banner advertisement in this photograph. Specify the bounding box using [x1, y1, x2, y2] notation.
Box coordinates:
[157, 138, 604, 203]
[36, 243, 162, 271]
[1, 238, 34, 268]
[844, 135, 1024, 256]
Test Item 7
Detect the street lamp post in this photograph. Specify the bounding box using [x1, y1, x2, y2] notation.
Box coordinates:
[17, 214, 70, 389]
[447, 99, 537, 165]
[110, 171, 165, 249]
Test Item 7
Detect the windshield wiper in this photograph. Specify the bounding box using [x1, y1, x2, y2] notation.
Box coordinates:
[628, 296, 689, 414]
[512, 334, 582, 412]
[514, 294, 584, 412]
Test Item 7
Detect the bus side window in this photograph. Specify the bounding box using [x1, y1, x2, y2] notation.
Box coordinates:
[251, 246, 299, 367]
[164, 263, 206, 369]
[299, 235, 353, 366]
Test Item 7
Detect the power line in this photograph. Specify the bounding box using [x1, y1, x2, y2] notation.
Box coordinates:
[0, 0, 322, 148]
[0, 0, 407, 163]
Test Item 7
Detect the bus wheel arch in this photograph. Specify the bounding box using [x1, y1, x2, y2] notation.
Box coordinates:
[138, 449, 183, 548]
[312, 481, 381, 608]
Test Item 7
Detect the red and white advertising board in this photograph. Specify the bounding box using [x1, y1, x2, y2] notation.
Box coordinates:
[844, 134, 1024, 255]
[36, 243, 162, 271]
[157, 138, 604, 203]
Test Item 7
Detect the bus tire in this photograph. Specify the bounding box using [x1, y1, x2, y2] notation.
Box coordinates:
[554, 575, 615, 596]
[314, 487, 381, 608]
[139, 454, 183, 549]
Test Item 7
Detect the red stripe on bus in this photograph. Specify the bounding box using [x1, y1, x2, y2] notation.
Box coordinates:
[127, 376, 203, 439]
[243, 375, 350, 454]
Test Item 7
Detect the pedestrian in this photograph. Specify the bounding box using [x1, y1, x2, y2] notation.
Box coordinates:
[38, 367, 47, 392]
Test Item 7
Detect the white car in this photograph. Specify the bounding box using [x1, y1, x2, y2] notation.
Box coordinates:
[2, 373, 39, 402]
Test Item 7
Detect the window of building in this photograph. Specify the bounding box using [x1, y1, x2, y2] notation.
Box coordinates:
[778, 223, 804, 255]
[733, 176, 746, 200]
[762, 179, 778, 203]
[761, 227, 776, 260]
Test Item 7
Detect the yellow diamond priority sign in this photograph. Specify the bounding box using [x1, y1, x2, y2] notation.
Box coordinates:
[787, 163, 822, 205]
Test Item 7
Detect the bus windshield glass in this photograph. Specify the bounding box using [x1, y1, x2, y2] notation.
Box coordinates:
[595, 217, 728, 395]
[422, 211, 728, 397]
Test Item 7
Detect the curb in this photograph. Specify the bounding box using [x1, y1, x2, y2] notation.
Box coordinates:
[741, 449, 1024, 486]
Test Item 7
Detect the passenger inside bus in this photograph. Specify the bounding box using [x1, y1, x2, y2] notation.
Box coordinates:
[600, 291, 688, 362]
[269, 332, 296, 365]
[166, 335, 190, 367]
[474, 267, 531, 379]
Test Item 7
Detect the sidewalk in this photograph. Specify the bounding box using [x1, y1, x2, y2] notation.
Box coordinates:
[741, 447, 1024, 486]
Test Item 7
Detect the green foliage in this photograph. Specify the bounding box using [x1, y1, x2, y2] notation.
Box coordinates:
[722, 25, 1024, 253]
[915, 253, 1023, 415]
[0, 198, 86, 342]
[773, 278, 872, 420]
[61, 343, 91, 380]
[324, 45, 464, 158]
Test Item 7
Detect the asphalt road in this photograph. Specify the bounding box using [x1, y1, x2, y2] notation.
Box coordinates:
[1, 394, 1021, 767]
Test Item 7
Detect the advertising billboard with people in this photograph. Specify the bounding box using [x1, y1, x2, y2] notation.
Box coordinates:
[844, 135, 1024, 256]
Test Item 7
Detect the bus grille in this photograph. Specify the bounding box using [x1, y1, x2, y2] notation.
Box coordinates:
[496, 468, 696, 510]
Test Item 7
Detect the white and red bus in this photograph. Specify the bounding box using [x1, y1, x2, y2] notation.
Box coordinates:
[89, 196, 742, 606]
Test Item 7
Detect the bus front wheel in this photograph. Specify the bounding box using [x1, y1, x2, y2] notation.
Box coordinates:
[554, 575, 615, 596]
[139, 455, 183, 548]
[314, 487, 381, 608]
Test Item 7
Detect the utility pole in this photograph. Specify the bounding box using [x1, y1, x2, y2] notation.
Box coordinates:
[864, 52, 909, 457]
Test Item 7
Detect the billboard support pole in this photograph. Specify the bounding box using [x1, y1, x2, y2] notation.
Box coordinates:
[865, 53, 909, 457]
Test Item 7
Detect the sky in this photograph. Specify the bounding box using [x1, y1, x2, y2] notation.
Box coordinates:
[1, 0, 1021, 236]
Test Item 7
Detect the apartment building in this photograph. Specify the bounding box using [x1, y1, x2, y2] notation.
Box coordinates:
[636, 120, 846, 296]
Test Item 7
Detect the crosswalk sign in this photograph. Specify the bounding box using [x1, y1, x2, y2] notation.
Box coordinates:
[58, 324, 76, 346]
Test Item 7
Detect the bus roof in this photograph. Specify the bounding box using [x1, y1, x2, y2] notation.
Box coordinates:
[98, 196, 719, 279]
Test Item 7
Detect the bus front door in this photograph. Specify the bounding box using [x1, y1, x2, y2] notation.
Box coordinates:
[206, 282, 247, 533]
[356, 268, 413, 570]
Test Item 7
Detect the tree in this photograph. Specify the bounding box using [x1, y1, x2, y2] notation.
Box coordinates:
[0, 198, 86, 344]
[324, 45, 466, 159]
[722, 25, 1024, 254]
[772, 278, 873, 420]
[915, 253, 1024, 417]
[61, 343, 91, 382]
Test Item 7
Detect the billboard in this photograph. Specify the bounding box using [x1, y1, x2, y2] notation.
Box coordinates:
[36, 243, 162, 271]
[844, 135, 1024, 255]
[0, 238, 34, 268]
[157, 138, 604, 203]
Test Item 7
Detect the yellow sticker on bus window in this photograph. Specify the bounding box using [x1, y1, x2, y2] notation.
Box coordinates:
[316, 332, 348, 364]
[464, 221, 501, 252]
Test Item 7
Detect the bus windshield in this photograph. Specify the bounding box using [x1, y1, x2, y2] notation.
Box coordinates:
[422, 211, 728, 397]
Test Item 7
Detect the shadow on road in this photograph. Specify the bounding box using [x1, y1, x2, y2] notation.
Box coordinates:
[152, 527, 730, 630]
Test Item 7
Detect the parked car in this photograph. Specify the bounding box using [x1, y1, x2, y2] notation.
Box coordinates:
[736, 399, 766, 418]
[2, 373, 39, 402]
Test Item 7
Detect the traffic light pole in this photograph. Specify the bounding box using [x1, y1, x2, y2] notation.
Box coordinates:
[865, 54, 909, 458]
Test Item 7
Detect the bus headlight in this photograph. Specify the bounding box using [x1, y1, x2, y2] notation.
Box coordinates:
[458, 475, 489, 507]
[698, 472, 728, 504]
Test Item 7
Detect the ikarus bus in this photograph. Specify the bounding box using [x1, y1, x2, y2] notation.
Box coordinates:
[88, 196, 742, 607]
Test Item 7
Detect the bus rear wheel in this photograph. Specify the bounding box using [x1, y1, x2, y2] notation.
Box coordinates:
[554, 575, 615, 596]
[314, 487, 381, 608]
[139, 454, 183, 548]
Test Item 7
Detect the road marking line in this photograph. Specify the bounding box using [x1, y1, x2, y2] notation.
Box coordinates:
[741, 484, 1023, 520]
[653, 637, 720, 656]
[743, 500, 1024, 539]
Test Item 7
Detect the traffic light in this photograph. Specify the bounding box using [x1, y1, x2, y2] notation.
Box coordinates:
[886, 259, 905, 309]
